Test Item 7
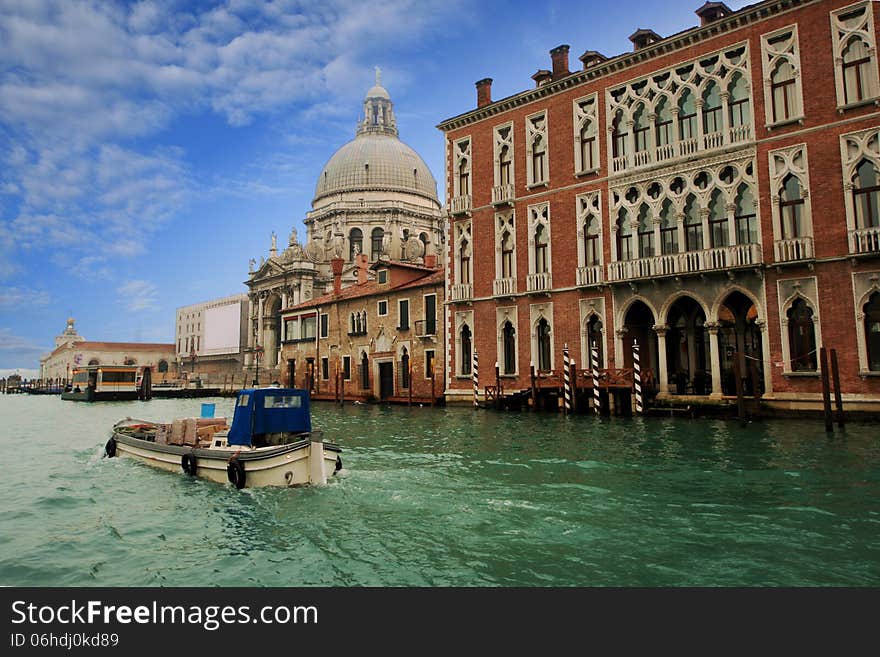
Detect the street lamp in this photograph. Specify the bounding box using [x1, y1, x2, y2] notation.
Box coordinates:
[253, 345, 263, 386]
[190, 346, 198, 380]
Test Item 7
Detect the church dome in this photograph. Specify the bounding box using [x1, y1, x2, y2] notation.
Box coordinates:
[313, 73, 438, 205]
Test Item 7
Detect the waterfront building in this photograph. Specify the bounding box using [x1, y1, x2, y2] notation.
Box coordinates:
[438, 0, 880, 410]
[174, 294, 248, 384]
[245, 72, 445, 383]
[39, 317, 176, 382]
[278, 254, 445, 402]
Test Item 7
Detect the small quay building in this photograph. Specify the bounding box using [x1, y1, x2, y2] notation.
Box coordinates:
[278, 255, 445, 403]
[39, 318, 176, 383]
[244, 73, 445, 385]
[438, 0, 880, 412]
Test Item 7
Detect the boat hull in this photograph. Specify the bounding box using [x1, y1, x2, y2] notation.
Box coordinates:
[63, 390, 139, 402]
[112, 432, 341, 488]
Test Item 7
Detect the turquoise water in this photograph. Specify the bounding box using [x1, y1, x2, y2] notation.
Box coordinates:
[1, 394, 878, 586]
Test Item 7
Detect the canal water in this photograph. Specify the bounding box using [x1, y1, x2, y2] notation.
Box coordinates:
[1, 394, 878, 586]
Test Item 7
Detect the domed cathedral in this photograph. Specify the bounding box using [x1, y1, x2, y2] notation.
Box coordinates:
[244, 70, 444, 381]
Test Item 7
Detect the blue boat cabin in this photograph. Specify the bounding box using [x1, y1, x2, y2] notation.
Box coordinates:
[227, 388, 312, 447]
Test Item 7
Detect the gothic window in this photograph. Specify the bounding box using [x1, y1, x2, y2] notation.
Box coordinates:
[769, 144, 812, 255]
[770, 59, 797, 123]
[779, 174, 805, 239]
[577, 192, 602, 273]
[678, 90, 698, 142]
[583, 214, 600, 266]
[502, 320, 517, 375]
[865, 292, 880, 371]
[612, 110, 628, 159]
[660, 199, 678, 254]
[532, 135, 546, 184]
[349, 228, 363, 260]
[494, 123, 514, 188]
[536, 318, 552, 372]
[371, 227, 383, 261]
[526, 112, 548, 185]
[637, 203, 654, 258]
[735, 184, 758, 244]
[761, 28, 804, 126]
[709, 189, 728, 247]
[787, 298, 817, 371]
[831, 3, 880, 108]
[684, 195, 703, 251]
[500, 146, 512, 185]
[459, 238, 471, 284]
[616, 208, 633, 261]
[501, 230, 514, 278]
[728, 73, 751, 129]
[454, 138, 471, 198]
[702, 82, 723, 135]
[633, 103, 650, 154]
[534, 224, 549, 274]
[574, 95, 598, 173]
[458, 159, 470, 197]
[529, 203, 550, 278]
[655, 96, 673, 149]
[587, 315, 604, 369]
[853, 158, 880, 229]
[460, 324, 472, 375]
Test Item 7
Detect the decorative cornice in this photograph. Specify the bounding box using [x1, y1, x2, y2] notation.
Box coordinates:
[437, 0, 808, 132]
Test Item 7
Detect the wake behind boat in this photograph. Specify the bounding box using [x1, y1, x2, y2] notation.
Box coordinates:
[106, 387, 341, 488]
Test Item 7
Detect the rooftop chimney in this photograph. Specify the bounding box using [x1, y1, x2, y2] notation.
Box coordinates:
[579, 50, 608, 70]
[357, 253, 369, 285]
[629, 28, 662, 51]
[695, 2, 732, 26]
[476, 78, 493, 108]
[331, 257, 344, 296]
[424, 253, 437, 269]
[531, 69, 552, 88]
[550, 44, 570, 79]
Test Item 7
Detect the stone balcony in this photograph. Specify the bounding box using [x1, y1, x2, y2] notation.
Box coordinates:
[576, 265, 603, 287]
[526, 272, 552, 293]
[850, 226, 880, 255]
[493, 277, 517, 297]
[607, 243, 762, 282]
[773, 236, 814, 263]
[450, 195, 472, 216]
[450, 283, 473, 302]
[492, 184, 515, 206]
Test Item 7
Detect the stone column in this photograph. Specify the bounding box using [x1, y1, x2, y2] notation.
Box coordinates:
[245, 296, 255, 367]
[720, 90, 730, 143]
[615, 327, 629, 369]
[653, 323, 670, 393]
[706, 322, 722, 397]
[758, 319, 772, 395]
[257, 293, 265, 346]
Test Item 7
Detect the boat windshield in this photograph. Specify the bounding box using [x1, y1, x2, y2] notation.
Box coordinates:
[263, 395, 302, 409]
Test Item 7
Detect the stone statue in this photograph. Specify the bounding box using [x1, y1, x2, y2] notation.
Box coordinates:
[289, 227, 298, 246]
[248, 258, 256, 273]
[271, 231, 277, 251]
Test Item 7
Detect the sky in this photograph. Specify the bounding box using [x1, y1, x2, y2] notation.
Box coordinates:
[0, 0, 750, 375]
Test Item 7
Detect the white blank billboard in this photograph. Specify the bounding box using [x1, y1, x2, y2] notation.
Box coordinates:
[204, 302, 241, 354]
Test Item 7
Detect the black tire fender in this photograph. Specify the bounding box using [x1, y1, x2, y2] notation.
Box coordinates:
[105, 437, 117, 458]
[227, 457, 246, 489]
[335, 456, 342, 473]
[181, 453, 197, 476]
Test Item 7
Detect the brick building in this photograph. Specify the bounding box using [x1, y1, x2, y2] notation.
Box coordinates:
[438, 0, 880, 410]
[278, 255, 445, 403]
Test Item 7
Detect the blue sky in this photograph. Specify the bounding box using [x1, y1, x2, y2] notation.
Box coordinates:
[0, 0, 749, 374]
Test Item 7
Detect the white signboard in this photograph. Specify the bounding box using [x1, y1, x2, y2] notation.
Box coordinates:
[204, 302, 242, 355]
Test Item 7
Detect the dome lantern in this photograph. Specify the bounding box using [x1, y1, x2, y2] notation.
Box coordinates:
[357, 67, 398, 137]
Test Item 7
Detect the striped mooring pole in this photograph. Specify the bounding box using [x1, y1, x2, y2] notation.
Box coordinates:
[472, 348, 479, 408]
[563, 343, 572, 415]
[633, 338, 643, 414]
[591, 341, 600, 415]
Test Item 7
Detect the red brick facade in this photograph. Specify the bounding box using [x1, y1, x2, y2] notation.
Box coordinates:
[439, 0, 880, 408]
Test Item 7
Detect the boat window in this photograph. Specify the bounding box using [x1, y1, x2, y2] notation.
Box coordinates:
[238, 394, 250, 407]
[263, 395, 302, 409]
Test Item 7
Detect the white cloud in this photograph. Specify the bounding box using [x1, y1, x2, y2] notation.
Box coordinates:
[0, 327, 48, 362]
[117, 279, 160, 311]
[0, 286, 51, 306]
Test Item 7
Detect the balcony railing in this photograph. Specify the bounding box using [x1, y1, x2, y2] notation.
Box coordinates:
[729, 123, 752, 144]
[526, 272, 552, 293]
[450, 283, 473, 302]
[850, 226, 880, 254]
[493, 277, 517, 296]
[612, 155, 627, 173]
[576, 265, 604, 287]
[774, 236, 814, 262]
[414, 319, 436, 337]
[607, 243, 762, 281]
[492, 184, 515, 206]
[703, 130, 724, 150]
[450, 195, 472, 215]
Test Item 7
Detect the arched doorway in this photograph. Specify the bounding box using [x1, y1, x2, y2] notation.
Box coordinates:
[622, 301, 658, 378]
[865, 292, 880, 372]
[665, 296, 709, 394]
[718, 291, 764, 395]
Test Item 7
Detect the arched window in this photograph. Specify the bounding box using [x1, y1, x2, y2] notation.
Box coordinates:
[612, 110, 627, 159]
[371, 227, 384, 261]
[499, 145, 512, 185]
[770, 59, 797, 123]
[684, 195, 703, 251]
[779, 174, 805, 238]
[633, 103, 650, 154]
[587, 315, 604, 368]
[532, 134, 546, 183]
[842, 37, 871, 105]
[157, 360, 168, 373]
[501, 230, 514, 278]
[853, 159, 880, 229]
[735, 184, 757, 244]
[361, 311, 367, 334]
[728, 73, 751, 128]
[583, 214, 600, 266]
[702, 82, 722, 135]
[637, 204, 654, 258]
[616, 208, 633, 261]
[787, 298, 817, 371]
[709, 189, 728, 247]
[678, 90, 697, 142]
[88, 359, 99, 366]
[458, 159, 470, 196]
[655, 96, 673, 148]
[865, 292, 880, 371]
[534, 224, 549, 274]
[660, 199, 678, 254]
[460, 324, 472, 375]
[579, 120, 596, 171]
[536, 318, 552, 372]
[459, 239, 471, 284]
[401, 347, 410, 389]
[502, 320, 516, 375]
[361, 352, 370, 390]
[349, 228, 363, 260]
[124, 357, 137, 365]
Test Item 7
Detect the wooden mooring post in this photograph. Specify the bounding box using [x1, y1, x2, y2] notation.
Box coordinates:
[562, 344, 571, 416]
[830, 348, 845, 428]
[820, 347, 833, 432]
[570, 358, 577, 414]
[733, 351, 745, 420]
[472, 348, 478, 408]
[530, 363, 537, 411]
[408, 361, 413, 408]
[591, 342, 600, 416]
[494, 361, 501, 410]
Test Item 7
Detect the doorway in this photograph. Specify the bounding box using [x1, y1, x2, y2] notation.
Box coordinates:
[379, 362, 394, 400]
